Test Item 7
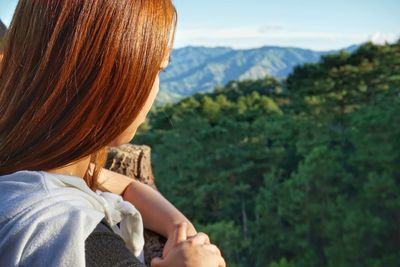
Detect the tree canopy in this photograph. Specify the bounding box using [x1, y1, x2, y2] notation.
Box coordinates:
[133, 42, 400, 267]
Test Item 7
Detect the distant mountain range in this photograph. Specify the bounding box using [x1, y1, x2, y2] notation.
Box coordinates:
[0, 18, 359, 106]
[157, 45, 359, 105]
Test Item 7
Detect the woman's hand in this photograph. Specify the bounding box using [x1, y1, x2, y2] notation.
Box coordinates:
[162, 221, 197, 258]
[151, 223, 226, 267]
[98, 168, 225, 265]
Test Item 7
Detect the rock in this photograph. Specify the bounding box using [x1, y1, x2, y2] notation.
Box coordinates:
[105, 144, 165, 266]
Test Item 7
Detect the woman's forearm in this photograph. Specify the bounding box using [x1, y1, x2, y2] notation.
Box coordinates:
[122, 179, 196, 238]
[96, 166, 133, 195]
[98, 167, 197, 238]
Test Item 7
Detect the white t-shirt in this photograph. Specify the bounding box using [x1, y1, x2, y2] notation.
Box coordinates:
[0, 170, 144, 267]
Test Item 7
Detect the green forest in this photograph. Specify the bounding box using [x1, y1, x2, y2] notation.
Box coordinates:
[134, 41, 400, 267]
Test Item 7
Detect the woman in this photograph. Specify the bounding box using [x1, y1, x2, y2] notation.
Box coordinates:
[0, 0, 225, 266]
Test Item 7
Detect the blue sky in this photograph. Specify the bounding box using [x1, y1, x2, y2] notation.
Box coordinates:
[1, 0, 399, 50]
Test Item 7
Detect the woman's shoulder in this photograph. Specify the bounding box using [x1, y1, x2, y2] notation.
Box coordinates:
[0, 170, 104, 222]
[0, 170, 50, 222]
[0, 170, 105, 266]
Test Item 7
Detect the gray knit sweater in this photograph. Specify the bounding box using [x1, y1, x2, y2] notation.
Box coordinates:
[85, 219, 147, 267]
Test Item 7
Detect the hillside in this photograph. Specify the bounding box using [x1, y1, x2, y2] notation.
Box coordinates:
[157, 46, 323, 104]
[134, 41, 400, 267]
[157, 45, 359, 105]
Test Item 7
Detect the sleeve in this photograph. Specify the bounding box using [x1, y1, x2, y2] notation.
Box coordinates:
[85, 220, 147, 267]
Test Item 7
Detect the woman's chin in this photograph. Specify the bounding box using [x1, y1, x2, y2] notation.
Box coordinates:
[107, 133, 136, 147]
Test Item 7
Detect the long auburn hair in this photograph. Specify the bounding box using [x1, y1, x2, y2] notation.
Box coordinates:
[0, 0, 176, 190]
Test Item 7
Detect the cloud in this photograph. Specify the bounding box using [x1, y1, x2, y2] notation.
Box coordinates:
[177, 26, 355, 40]
[258, 25, 285, 34]
[369, 32, 399, 45]
[174, 26, 400, 50]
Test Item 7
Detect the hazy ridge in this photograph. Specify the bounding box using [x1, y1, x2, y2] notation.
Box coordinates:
[157, 45, 358, 105]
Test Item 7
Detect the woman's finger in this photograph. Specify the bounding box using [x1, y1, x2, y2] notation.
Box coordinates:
[150, 256, 162, 267]
[175, 222, 187, 243]
[189, 232, 210, 245]
[204, 244, 221, 256]
[218, 256, 226, 267]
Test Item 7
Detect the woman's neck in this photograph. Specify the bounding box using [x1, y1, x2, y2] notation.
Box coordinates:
[45, 155, 92, 179]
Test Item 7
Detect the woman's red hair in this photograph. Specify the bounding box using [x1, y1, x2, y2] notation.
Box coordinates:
[0, 0, 176, 189]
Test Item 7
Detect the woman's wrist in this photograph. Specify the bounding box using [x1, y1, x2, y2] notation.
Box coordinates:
[166, 218, 197, 239]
